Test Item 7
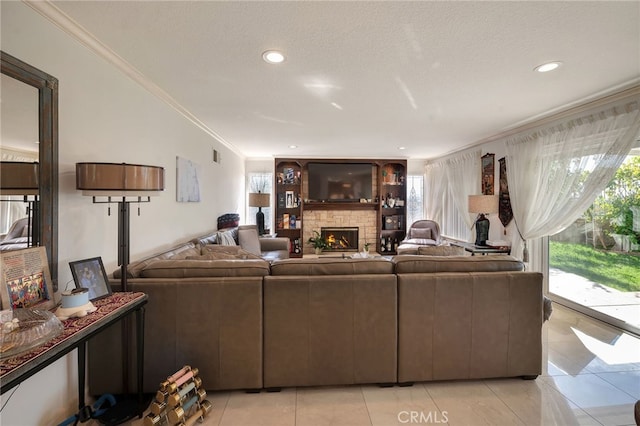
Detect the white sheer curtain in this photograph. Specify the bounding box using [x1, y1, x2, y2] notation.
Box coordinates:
[506, 100, 640, 260]
[445, 150, 480, 241]
[424, 161, 447, 224]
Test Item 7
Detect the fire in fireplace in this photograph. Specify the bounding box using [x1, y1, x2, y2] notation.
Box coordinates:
[321, 227, 359, 251]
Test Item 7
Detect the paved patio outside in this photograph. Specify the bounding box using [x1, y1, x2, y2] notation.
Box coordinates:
[549, 267, 640, 330]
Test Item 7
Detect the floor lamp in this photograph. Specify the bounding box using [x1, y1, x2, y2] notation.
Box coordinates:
[76, 162, 164, 422]
[0, 161, 40, 247]
[468, 194, 499, 246]
[249, 191, 270, 235]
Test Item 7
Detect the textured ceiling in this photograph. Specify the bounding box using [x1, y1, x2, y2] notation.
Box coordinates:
[52, 1, 640, 160]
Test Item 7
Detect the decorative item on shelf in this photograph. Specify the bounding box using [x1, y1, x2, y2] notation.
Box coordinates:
[249, 191, 270, 236]
[0, 161, 40, 247]
[308, 230, 328, 255]
[293, 239, 302, 254]
[468, 194, 499, 246]
[380, 236, 386, 252]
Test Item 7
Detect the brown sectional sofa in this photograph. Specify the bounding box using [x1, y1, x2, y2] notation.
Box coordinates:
[88, 241, 544, 395]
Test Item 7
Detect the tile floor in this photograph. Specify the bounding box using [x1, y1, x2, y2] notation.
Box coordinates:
[130, 304, 640, 426]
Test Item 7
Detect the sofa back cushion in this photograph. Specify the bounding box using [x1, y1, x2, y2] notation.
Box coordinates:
[190, 246, 261, 260]
[139, 259, 270, 278]
[114, 242, 200, 278]
[417, 245, 465, 256]
[238, 225, 262, 256]
[270, 258, 393, 276]
[393, 255, 524, 274]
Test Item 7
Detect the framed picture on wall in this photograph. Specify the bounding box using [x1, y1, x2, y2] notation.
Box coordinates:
[481, 153, 495, 195]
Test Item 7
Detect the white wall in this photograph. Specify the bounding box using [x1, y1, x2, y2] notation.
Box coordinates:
[1, 3, 245, 424]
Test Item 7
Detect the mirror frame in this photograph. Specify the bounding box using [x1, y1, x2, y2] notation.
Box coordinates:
[1, 51, 59, 290]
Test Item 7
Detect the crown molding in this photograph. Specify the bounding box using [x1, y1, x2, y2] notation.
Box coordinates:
[23, 0, 244, 159]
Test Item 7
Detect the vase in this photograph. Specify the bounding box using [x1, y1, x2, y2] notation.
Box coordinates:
[314, 248, 323, 255]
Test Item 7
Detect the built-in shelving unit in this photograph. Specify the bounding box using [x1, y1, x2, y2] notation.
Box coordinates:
[274, 159, 303, 257]
[377, 161, 407, 255]
[274, 158, 407, 256]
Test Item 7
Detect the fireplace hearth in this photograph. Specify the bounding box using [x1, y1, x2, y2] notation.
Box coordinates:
[321, 227, 359, 251]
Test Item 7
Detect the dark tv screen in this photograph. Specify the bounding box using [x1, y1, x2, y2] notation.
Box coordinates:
[308, 163, 373, 202]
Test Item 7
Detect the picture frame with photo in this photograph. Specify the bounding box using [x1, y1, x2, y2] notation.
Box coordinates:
[0, 247, 56, 311]
[285, 190, 294, 208]
[69, 257, 112, 301]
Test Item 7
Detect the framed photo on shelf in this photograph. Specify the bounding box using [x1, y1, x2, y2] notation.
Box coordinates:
[285, 190, 294, 208]
[69, 257, 112, 301]
[0, 247, 56, 311]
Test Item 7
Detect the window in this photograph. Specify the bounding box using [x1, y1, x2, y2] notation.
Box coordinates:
[405, 175, 424, 227]
[247, 173, 273, 232]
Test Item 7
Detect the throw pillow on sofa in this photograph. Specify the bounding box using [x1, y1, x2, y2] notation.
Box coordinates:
[216, 229, 237, 245]
[411, 228, 432, 240]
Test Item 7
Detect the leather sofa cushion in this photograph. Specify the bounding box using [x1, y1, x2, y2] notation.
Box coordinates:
[270, 258, 393, 275]
[114, 242, 200, 278]
[393, 255, 524, 273]
[187, 248, 261, 260]
[140, 259, 270, 278]
[417, 245, 465, 256]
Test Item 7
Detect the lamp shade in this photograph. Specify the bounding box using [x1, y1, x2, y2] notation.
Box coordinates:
[468, 195, 499, 214]
[76, 162, 164, 196]
[0, 161, 39, 195]
[249, 192, 270, 208]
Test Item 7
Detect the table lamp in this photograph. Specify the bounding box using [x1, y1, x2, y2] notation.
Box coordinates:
[468, 194, 498, 246]
[249, 191, 270, 235]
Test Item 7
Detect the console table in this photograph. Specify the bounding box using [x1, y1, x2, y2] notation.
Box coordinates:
[450, 242, 511, 256]
[1, 292, 147, 419]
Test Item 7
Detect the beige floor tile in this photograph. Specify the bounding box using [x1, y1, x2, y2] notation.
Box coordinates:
[595, 371, 640, 399]
[218, 389, 296, 426]
[361, 384, 446, 426]
[295, 385, 372, 426]
[485, 378, 600, 426]
[542, 374, 637, 425]
[423, 381, 524, 426]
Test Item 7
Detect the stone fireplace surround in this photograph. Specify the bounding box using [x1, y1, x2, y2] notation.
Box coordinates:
[303, 210, 377, 254]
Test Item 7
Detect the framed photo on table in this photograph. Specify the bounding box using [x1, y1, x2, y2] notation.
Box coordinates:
[0, 247, 56, 311]
[69, 257, 112, 301]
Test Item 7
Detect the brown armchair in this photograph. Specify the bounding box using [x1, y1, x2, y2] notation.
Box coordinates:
[397, 220, 442, 254]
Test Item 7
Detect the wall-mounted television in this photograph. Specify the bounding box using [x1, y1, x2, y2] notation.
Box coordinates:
[307, 162, 373, 202]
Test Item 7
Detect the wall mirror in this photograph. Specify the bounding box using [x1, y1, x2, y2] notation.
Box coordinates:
[1, 51, 58, 290]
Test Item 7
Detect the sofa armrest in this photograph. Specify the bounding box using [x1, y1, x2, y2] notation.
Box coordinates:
[259, 237, 290, 252]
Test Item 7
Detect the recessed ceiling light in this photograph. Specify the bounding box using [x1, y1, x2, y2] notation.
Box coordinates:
[289, 145, 297, 149]
[534, 61, 562, 73]
[263, 50, 285, 64]
[398, 147, 406, 150]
